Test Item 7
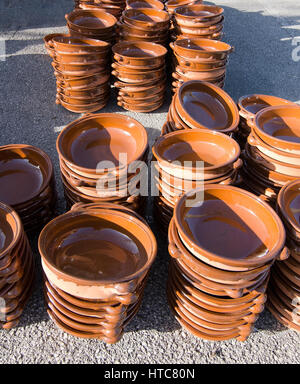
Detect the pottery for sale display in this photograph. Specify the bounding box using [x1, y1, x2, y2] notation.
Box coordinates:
[163, 81, 239, 135]
[0, 144, 57, 233]
[44, 34, 111, 113]
[166, 184, 288, 341]
[0, 202, 35, 330]
[117, 8, 170, 46]
[112, 41, 167, 111]
[240, 105, 300, 205]
[267, 180, 300, 333]
[234, 94, 298, 149]
[39, 202, 157, 343]
[56, 113, 148, 212]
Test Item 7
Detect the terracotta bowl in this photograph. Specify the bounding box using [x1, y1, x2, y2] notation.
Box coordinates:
[57, 113, 148, 178]
[174, 64, 226, 81]
[126, 0, 165, 10]
[39, 205, 157, 300]
[112, 41, 167, 66]
[44, 33, 69, 55]
[78, 3, 123, 17]
[50, 50, 109, 65]
[175, 80, 239, 133]
[173, 21, 223, 36]
[174, 185, 288, 271]
[122, 8, 170, 30]
[57, 83, 109, 99]
[0, 145, 53, 209]
[152, 129, 241, 180]
[166, 0, 202, 14]
[66, 9, 117, 33]
[117, 20, 167, 37]
[238, 94, 297, 122]
[117, 97, 164, 112]
[254, 105, 300, 154]
[51, 35, 110, 53]
[57, 97, 108, 113]
[277, 179, 300, 239]
[118, 81, 165, 97]
[247, 130, 300, 165]
[173, 4, 224, 26]
[245, 142, 300, 177]
[112, 67, 165, 83]
[55, 71, 110, 89]
[173, 53, 227, 70]
[0, 203, 23, 261]
[171, 38, 232, 60]
[51, 61, 104, 76]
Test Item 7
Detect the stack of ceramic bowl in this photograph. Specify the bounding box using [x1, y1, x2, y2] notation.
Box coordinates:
[126, 0, 165, 10]
[171, 4, 224, 41]
[234, 94, 297, 150]
[112, 41, 167, 111]
[167, 185, 288, 341]
[66, 9, 117, 44]
[267, 180, 300, 332]
[170, 38, 232, 91]
[56, 113, 148, 213]
[45, 34, 111, 113]
[152, 129, 242, 231]
[76, 0, 125, 19]
[39, 202, 156, 343]
[0, 145, 56, 233]
[117, 8, 170, 46]
[163, 80, 239, 136]
[240, 105, 300, 205]
[0, 202, 35, 330]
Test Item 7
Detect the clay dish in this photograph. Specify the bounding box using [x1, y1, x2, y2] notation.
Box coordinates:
[112, 67, 165, 83]
[238, 94, 297, 122]
[57, 91, 109, 106]
[175, 80, 239, 133]
[117, 21, 166, 37]
[56, 71, 110, 89]
[254, 105, 300, 154]
[173, 4, 223, 26]
[152, 129, 241, 180]
[174, 185, 287, 270]
[122, 8, 170, 30]
[0, 203, 22, 261]
[277, 179, 300, 237]
[39, 207, 157, 300]
[51, 50, 109, 65]
[174, 22, 223, 36]
[57, 113, 148, 178]
[56, 97, 108, 113]
[245, 142, 300, 177]
[247, 130, 300, 165]
[66, 9, 117, 33]
[52, 36, 110, 53]
[0, 145, 53, 208]
[112, 41, 167, 66]
[168, 218, 273, 284]
[166, 0, 202, 13]
[79, 3, 122, 17]
[173, 53, 227, 71]
[126, 0, 165, 10]
[118, 82, 165, 98]
[171, 38, 232, 60]
[117, 90, 164, 103]
[57, 83, 109, 99]
[44, 33, 69, 54]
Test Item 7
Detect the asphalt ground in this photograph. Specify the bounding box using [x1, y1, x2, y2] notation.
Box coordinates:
[0, 0, 300, 364]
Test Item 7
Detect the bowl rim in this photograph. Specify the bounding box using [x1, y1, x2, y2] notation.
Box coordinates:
[0, 202, 23, 259]
[277, 179, 300, 234]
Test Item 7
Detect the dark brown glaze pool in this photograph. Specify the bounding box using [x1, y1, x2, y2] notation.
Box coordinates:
[50, 214, 148, 281]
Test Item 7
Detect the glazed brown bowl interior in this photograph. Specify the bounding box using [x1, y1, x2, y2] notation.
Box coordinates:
[112, 41, 167, 59]
[126, 0, 165, 10]
[153, 129, 240, 171]
[66, 9, 117, 31]
[172, 38, 232, 58]
[123, 8, 170, 27]
[52, 36, 110, 52]
[254, 105, 300, 152]
[177, 80, 239, 132]
[174, 4, 223, 19]
[39, 208, 157, 284]
[174, 185, 286, 267]
[0, 145, 53, 207]
[57, 113, 148, 175]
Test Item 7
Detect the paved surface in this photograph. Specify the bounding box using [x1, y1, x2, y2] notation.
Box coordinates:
[0, 0, 300, 364]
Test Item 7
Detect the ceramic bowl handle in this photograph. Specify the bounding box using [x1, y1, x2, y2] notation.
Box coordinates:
[116, 292, 138, 305]
[277, 246, 290, 261]
[225, 288, 243, 298]
[168, 242, 182, 259]
[247, 134, 258, 146]
[233, 158, 243, 170]
[47, 39, 54, 48]
[169, 42, 175, 50]
[111, 70, 119, 77]
[65, 14, 69, 21]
